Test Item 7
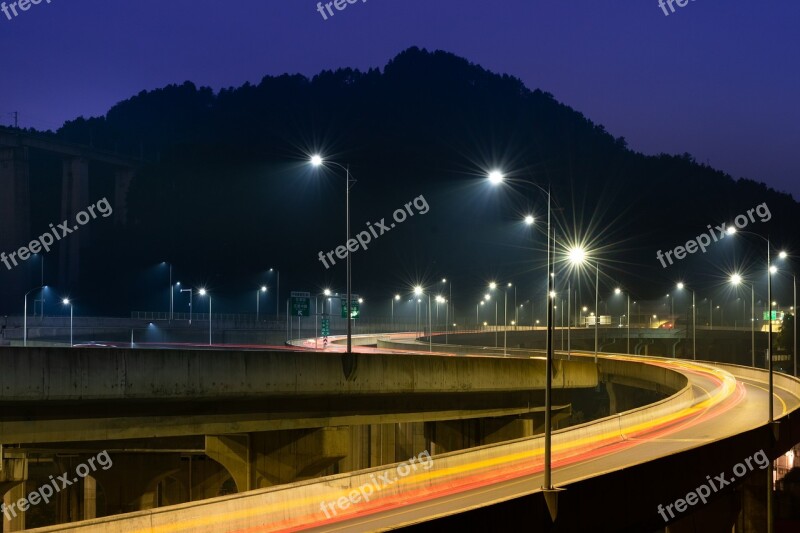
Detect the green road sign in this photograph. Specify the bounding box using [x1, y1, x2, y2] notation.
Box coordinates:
[291, 291, 311, 317]
[321, 318, 330, 336]
[341, 299, 360, 319]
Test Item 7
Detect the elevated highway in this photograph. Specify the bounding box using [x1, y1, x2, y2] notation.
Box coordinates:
[10, 333, 798, 532]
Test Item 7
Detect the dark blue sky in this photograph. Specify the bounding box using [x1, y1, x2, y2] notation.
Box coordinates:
[1, 0, 798, 198]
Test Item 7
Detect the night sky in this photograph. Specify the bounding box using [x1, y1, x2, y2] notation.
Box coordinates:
[1, 1, 798, 198]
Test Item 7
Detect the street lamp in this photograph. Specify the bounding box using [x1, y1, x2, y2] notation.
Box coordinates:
[269, 268, 280, 321]
[731, 273, 755, 367]
[487, 168, 558, 506]
[727, 227, 776, 423]
[256, 286, 267, 322]
[503, 282, 512, 356]
[777, 251, 796, 376]
[442, 278, 452, 343]
[414, 286, 432, 352]
[391, 294, 400, 329]
[615, 287, 631, 354]
[62, 298, 73, 346]
[486, 285, 499, 347]
[23, 285, 46, 347]
[310, 155, 356, 353]
[32, 253, 45, 318]
[180, 287, 193, 324]
[569, 247, 600, 362]
[676, 282, 696, 360]
[198, 288, 211, 346]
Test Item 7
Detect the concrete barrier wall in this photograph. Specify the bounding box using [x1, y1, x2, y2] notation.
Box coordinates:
[0, 347, 598, 402]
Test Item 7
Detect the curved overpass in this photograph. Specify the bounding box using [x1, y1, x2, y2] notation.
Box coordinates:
[23, 334, 800, 532]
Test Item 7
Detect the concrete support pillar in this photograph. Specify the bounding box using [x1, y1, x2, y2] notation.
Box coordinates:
[207, 429, 350, 491]
[395, 422, 429, 461]
[113, 168, 134, 226]
[55, 471, 81, 525]
[59, 157, 89, 289]
[2, 482, 26, 532]
[369, 424, 396, 467]
[83, 476, 96, 520]
[205, 435, 252, 493]
[427, 420, 478, 454]
[249, 428, 349, 487]
[340, 425, 370, 473]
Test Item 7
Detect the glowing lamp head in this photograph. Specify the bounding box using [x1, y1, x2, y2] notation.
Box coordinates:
[770, 265, 778, 274]
[615, 288, 621, 295]
[260, 286, 267, 292]
[489, 282, 497, 290]
[727, 226, 737, 235]
[394, 294, 400, 300]
[524, 215, 534, 225]
[677, 282, 685, 290]
[779, 251, 788, 259]
[198, 288, 207, 296]
[310, 154, 323, 167]
[414, 286, 423, 296]
[62, 298, 70, 305]
[731, 274, 742, 285]
[488, 170, 504, 185]
[568, 247, 586, 265]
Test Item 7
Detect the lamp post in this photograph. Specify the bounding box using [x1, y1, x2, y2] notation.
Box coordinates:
[256, 286, 267, 322]
[568, 248, 600, 362]
[442, 278, 452, 343]
[615, 287, 631, 354]
[391, 294, 400, 330]
[728, 227, 775, 422]
[62, 298, 73, 346]
[310, 156, 355, 353]
[435, 294, 446, 336]
[487, 282, 499, 347]
[269, 268, 280, 321]
[198, 288, 211, 346]
[676, 282, 696, 360]
[504, 283, 512, 356]
[778, 251, 797, 376]
[487, 169, 557, 506]
[414, 286, 432, 352]
[32, 254, 44, 318]
[23, 285, 45, 347]
[180, 288, 193, 324]
[731, 274, 755, 367]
